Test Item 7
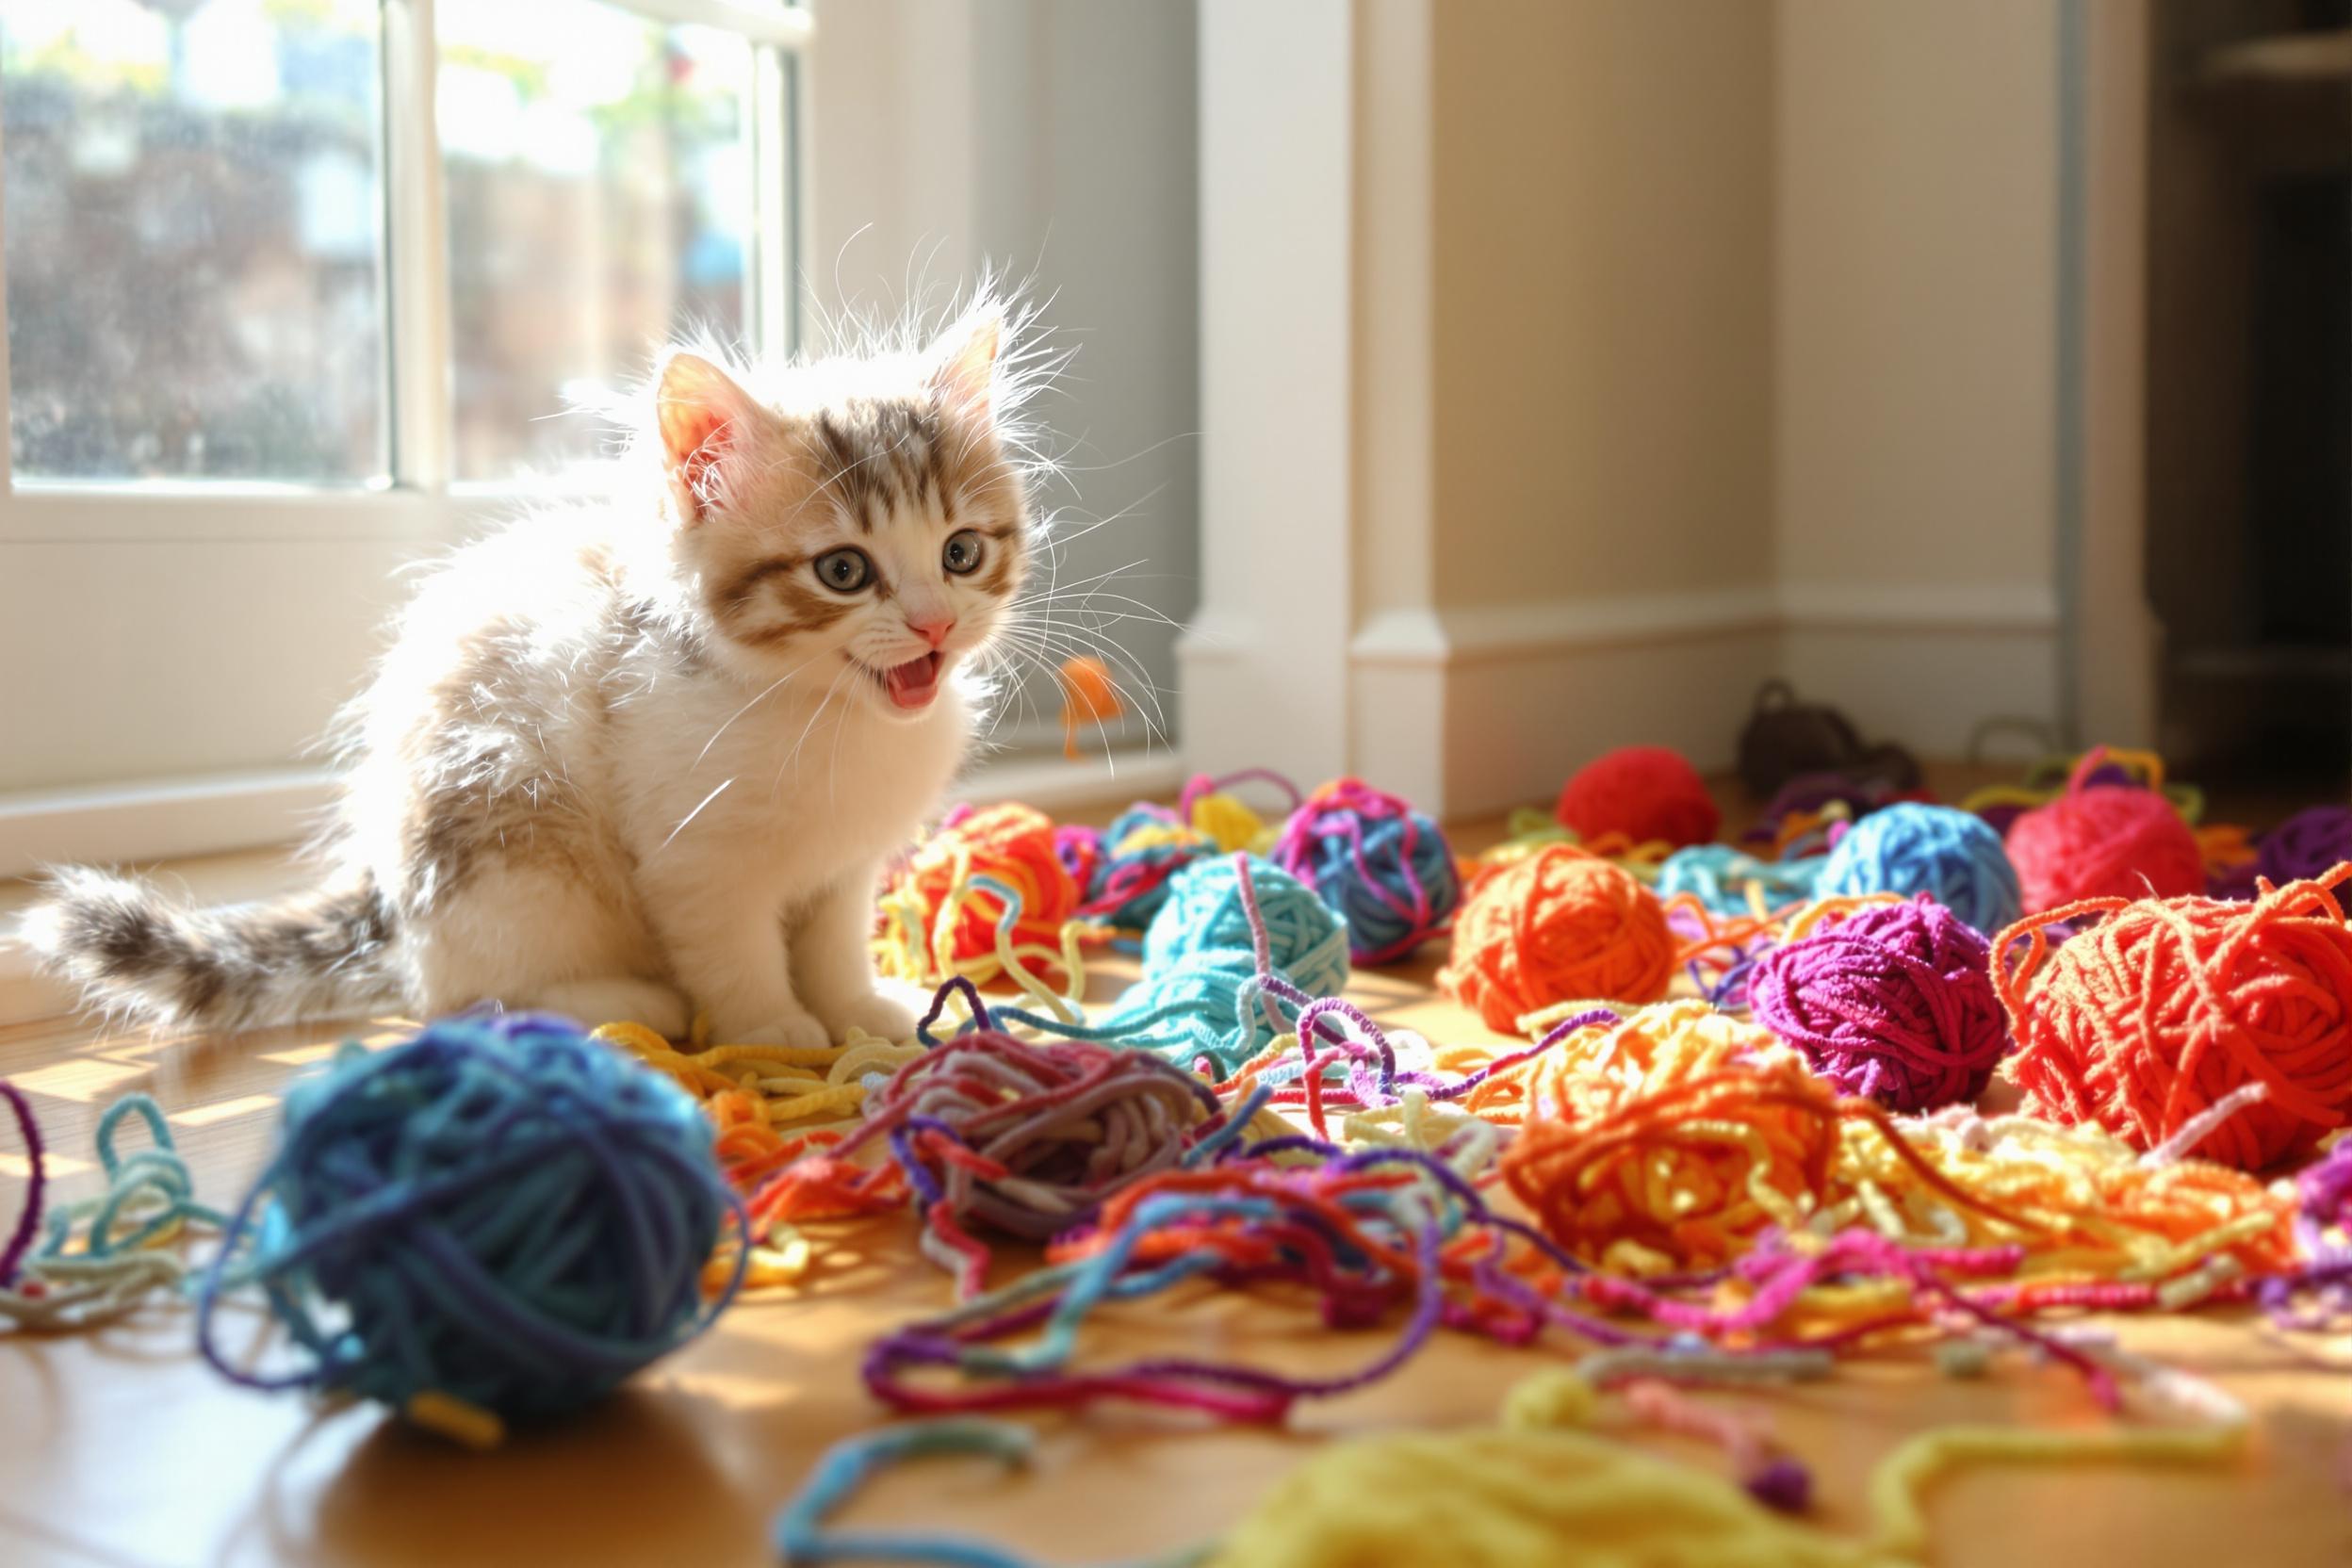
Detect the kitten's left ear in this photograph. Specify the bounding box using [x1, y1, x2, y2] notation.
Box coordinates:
[927, 302, 1003, 422]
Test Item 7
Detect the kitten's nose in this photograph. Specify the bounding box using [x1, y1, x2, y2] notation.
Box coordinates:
[908, 616, 956, 649]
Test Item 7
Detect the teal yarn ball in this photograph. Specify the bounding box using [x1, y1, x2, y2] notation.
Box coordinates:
[197, 1011, 742, 1430]
[1656, 843, 1826, 917]
[1142, 854, 1350, 997]
[1098, 949, 1313, 1076]
[1816, 803, 2022, 935]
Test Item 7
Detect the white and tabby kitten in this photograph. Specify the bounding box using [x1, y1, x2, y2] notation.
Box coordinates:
[26, 302, 1043, 1047]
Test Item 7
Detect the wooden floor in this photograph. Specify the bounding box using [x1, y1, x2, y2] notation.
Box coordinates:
[3, 795, 2349, 1567]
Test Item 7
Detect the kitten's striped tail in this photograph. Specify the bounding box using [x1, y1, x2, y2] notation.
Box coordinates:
[18, 866, 399, 1030]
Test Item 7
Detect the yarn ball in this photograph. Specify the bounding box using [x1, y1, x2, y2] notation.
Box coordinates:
[1999, 872, 2352, 1170]
[197, 1013, 736, 1430]
[1555, 745, 1721, 850]
[1142, 854, 1350, 996]
[1439, 845, 1674, 1033]
[1502, 1001, 1838, 1271]
[1076, 803, 1214, 927]
[882, 802, 1080, 982]
[2260, 806, 2352, 888]
[1271, 776, 1462, 965]
[1656, 842, 1825, 917]
[1816, 803, 2023, 934]
[2004, 756, 2203, 914]
[1748, 899, 2008, 1112]
[1100, 948, 1320, 1076]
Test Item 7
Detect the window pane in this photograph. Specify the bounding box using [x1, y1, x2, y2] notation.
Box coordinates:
[440, 3, 753, 482]
[0, 0, 387, 483]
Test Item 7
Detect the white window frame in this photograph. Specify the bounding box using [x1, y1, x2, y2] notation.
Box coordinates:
[0, 0, 818, 873]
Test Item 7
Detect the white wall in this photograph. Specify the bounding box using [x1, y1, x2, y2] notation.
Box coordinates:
[1773, 0, 2065, 757]
[810, 0, 1200, 760]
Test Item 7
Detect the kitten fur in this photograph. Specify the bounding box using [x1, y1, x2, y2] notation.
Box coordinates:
[24, 297, 1066, 1047]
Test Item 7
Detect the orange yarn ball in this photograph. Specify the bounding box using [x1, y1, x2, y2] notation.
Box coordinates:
[2003, 755, 2203, 914]
[1997, 866, 2352, 1171]
[1554, 745, 1721, 849]
[889, 802, 1079, 980]
[1438, 844, 1674, 1032]
[1501, 1002, 1841, 1271]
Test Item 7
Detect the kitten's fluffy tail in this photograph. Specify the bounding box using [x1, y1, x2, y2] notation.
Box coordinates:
[18, 867, 399, 1030]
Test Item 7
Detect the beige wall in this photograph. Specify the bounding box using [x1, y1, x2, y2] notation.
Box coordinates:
[1774, 0, 2059, 600]
[1428, 0, 1778, 607]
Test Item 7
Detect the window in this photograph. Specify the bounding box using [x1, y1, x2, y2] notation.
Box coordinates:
[0, 0, 804, 498]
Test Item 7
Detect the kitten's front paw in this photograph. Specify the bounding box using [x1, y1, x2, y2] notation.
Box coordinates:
[726, 1009, 832, 1051]
[813, 989, 918, 1044]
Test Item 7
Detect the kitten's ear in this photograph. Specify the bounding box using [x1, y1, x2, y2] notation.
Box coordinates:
[926, 303, 1003, 422]
[655, 351, 761, 523]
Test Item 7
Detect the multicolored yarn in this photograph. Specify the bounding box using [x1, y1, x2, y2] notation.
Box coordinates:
[596, 1020, 923, 1155]
[1656, 842, 1826, 918]
[2259, 804, 2352, 888]
[196, 1012, 746, 1446]
[1555, 744, 1722, 850]
[831, 1024, 1225, 1296]
[877, 803, 1087, 987]
[1748, 899, 2008, 1113]
[1270, 776, 1461, 964]
[1737, 772, 1919, 860]
[1962, 747, 2205, 838]
[1440, 844, 1674, 1033]
[2004, 751, 2206, 914]
[1814, 802, 2022, 935]
[1998, 865, 2352, 1170]
[1142, 854, 1349, 996]
[1, 1090, 226, 1331]
[2258, 1130, 2352, 1329]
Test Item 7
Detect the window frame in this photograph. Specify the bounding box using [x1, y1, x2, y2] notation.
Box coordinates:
[0, 0, 814, 545]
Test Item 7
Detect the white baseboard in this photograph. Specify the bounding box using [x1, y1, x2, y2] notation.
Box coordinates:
[1344, 580, 2060, 817]
[0, 767, 335, 882]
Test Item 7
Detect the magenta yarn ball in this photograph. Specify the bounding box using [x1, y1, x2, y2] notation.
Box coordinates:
[1747, 899, 2007, 1113]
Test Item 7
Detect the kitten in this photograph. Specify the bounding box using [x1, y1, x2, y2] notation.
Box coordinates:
[24, 301, 1042, 1047]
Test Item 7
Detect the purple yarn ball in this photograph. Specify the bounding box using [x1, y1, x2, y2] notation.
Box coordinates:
[1747, 899, 2008, 1113]
[2258, 806, 2352, 887]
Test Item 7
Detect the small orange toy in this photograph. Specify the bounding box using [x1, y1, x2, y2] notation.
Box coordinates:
[1059, 656, 1124, 759]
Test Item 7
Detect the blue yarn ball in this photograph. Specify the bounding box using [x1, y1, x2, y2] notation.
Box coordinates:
[1142, 854, 1350, 996]
[200, 1012, 739, 1429]
[1272, 782, 1462, 965]
[1816, 803, 2022, 934]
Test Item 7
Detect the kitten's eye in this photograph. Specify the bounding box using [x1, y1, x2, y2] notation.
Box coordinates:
[942, 530, 985, 577]
[812, 547, 873, 594]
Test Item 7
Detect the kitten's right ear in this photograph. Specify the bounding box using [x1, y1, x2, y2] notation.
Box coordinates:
[655, 351, 761, 524]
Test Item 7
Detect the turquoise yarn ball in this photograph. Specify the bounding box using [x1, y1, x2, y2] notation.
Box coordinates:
[1142, 855, 1350, 997]
[197, 1012, 741, 1429]
[1816, 803, 2022, 935]
[1099, 949, 1314, 1076]
[1656, 843, 1826, 917]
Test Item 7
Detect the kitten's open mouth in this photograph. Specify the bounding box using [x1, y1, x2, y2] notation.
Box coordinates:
[876, 651, 945, 710]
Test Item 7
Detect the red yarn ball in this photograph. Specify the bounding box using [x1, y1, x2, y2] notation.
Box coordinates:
[1554, 745, 1721, 849]
[1438, 844, 1674, 1032]
[1996, 867, 2352, 1171]
[2004, 756, 2203, 914]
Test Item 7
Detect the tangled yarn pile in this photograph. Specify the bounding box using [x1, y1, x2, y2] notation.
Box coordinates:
[1656, 842, 1826, 918]
[2001, 753, 2205, 913]
[1271, 776, 1461, 964]
[1749, 899, 2008, 1113]
[198, 1013, 743, 1445]
[834, 1026, 1222, 1295]
[1998, 866, 2352, 1170]
[1815, 802, 2022, 936]
[876, 802, 1083, 986]
[1555, 745, 1722, 850]
[1441, 845, 1674, 1032]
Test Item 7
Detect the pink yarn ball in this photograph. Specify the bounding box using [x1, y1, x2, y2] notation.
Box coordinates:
[2005, 761, 2204, 915]
[1748, 899, 2007, 1113]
